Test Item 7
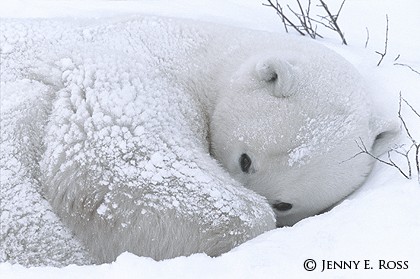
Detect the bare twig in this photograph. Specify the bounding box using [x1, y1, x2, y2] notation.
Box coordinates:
[401, 96, 420, 118]
[336, 0, 346, 18]
[355, 138, 411, 179]
[394, 63, 420, 76]
[365, 27, 370, 48]
[398, 92, 414, 140]
[278, 4, 289, 33]
[354, 93, 420, 183]
[318, 0, 347, 45]
[375, 14, 389, 66]
[416, 145, 420, 184]
[263, 0, 347, 44]
[296, 1, 308, 29]
[399, 93, 420, 183]
[393, 55, 420, 75]
[286, 1, 323, 39]
[263, 0, 306, 36]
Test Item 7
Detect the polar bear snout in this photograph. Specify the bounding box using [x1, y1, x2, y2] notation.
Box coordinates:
[272, 201, 293, 212]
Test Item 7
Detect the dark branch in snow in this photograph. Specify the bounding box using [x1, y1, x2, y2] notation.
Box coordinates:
[375, 14, 389, 66]
[364, 27, 370, 48]
[354, 138, 411, 180]
[278, 4, 289, 33]
[394, 55, 420, 76]
[317, 0, 347, 45]
[394, 63, 420, 76]
[287, 1, 324, 39]
[399, 93, 420, 183]
[354, 93, 420, 183]
[263, 0, 347, 44]
[263, 0, 305, 36]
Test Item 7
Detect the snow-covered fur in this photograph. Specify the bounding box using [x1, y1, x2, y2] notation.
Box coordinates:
[0, 16, 397, 266]
[1, 17, 275, 266]
[210, 52, 399, 227]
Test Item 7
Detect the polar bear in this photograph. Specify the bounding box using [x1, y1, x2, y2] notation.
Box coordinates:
[210, 52, 398, 227]
[0, 16, 397, 266]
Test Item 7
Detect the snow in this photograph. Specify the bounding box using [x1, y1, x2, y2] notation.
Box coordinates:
[1, 0, 419, 278]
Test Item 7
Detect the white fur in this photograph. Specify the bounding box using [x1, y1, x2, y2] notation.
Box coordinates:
[0, 16, 398, 266]
[1, 17, 276, 265]
[210, 43, 399, 227]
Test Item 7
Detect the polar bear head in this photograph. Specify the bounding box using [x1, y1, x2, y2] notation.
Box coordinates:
[210, 51, 398, 227]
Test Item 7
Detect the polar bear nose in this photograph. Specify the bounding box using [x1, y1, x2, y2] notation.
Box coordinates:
[272, 202, 293, 211]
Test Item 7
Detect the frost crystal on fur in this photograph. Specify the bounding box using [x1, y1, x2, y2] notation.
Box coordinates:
[1, 17, 276, 266]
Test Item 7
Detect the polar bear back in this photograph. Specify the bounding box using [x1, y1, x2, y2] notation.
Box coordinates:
[1, 17, 277, 265]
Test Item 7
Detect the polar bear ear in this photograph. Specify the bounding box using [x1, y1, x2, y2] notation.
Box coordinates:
[256, 59, 296, 98]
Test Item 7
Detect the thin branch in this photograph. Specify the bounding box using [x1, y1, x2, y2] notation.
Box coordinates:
[286, 2, 323, 39]
[263, 0, 345, 42]
[394, 63, 420, 76]
[301, 0, 320, 38]
[401, 96, 420, 119]
[351, 93, 420, 183]
[398, 92, 415, 142]
[311, 16, 334, 29]
[355, 137, 411, 179]
[278, 4, 289, 33]
[318, 0, 347, 45]
[263, 0, 306, 36]
[376, 14, 389, 66]
[336, 0, 346, 18]
[416, 145, 420, 184]
[399, 93, 420, 183]
[296, 0, 308, 29]
[388, 148, 412, 179]
[365, 27, 369, 48]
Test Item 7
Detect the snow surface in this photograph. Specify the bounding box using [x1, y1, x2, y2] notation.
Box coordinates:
[1, 0, 419, 278]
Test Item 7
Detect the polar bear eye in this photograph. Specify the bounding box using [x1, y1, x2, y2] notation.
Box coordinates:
[272, 202, 293, 212]
[239, 153, 252, 173]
